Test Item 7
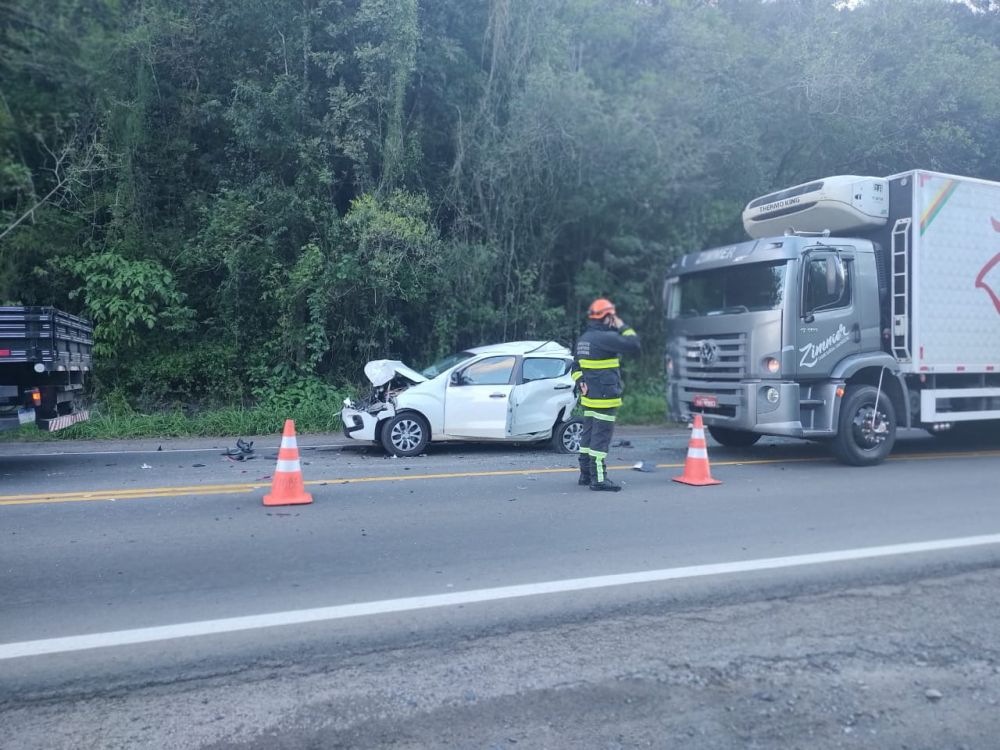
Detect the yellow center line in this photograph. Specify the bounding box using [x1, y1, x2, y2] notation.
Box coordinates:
[1, 448, 998, 507]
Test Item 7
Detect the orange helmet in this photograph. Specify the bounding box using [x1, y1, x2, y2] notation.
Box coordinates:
[587, 298, 616, 319]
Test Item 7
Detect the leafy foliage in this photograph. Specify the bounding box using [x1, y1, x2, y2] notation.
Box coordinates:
[1, 0, 999, 418]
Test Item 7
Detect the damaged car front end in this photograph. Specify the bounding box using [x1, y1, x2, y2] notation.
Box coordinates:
[341, 360, 429, 442]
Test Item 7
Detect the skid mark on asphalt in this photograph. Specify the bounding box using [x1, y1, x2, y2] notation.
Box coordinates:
[2, 449, 999, 507]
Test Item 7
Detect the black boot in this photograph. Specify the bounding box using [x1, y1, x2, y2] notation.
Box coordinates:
[577, 454, 592, 486]
[590, 477, 622, 492]
[590, 455, 622, 492]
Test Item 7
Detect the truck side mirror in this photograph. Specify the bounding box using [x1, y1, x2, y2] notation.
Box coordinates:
[450, 370, 463, 386]
[826, 256, 845, 296]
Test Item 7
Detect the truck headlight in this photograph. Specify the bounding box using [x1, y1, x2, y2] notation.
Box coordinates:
[765, 387, 779, 404]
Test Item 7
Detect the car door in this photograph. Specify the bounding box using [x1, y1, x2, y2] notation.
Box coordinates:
[443, 355, 517, 438]
[508, 357, 575, 437]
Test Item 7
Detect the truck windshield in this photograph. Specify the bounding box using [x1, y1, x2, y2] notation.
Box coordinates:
[667, 261, 788, 318]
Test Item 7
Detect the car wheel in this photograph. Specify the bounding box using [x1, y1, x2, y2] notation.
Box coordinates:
[552, 417, 584, 454]
[380, 413, 430, 457]
[831, 385, 897, 466]
[707, 425, 761, 448]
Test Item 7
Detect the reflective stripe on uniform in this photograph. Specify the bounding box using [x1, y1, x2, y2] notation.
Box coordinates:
[579, 446, 593, 455]
[580, 396, 623, 408]
[621, 328, 637, 337]
[578, 358, 620, 369]
[571, 370, 582, 381]
[584, 410, 616, 422]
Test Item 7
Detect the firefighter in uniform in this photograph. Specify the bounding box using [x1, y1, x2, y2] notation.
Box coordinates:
[571, 298, 641, 492]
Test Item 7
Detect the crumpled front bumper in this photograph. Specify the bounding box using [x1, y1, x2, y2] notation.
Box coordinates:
[341, 404, 394, 442]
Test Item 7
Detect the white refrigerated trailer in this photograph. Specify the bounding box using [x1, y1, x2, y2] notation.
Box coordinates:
[666, 170, 1000, 465]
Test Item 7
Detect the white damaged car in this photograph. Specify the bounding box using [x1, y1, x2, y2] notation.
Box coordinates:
[341, 341, 583, 457]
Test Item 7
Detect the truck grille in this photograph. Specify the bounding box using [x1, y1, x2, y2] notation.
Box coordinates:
[680, 333, 747, 381]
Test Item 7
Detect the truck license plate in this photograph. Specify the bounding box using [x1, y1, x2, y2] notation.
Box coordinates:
[692, 395, 718, 408]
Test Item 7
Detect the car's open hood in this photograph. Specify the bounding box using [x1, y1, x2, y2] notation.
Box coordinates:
[363, 360, 428, 387]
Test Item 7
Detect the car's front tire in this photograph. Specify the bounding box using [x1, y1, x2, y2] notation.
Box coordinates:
[380, 412, 430, 457]
[552, 417, 584, 454]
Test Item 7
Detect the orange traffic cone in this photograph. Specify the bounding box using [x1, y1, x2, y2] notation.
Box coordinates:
[672, 414, 721, 486]
[263, 419, 314, 506]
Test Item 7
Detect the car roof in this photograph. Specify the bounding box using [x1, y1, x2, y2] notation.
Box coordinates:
[465, 340, 570, 357]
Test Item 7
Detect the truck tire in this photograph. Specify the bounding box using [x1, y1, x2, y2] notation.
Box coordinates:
[832, 385, 897, 466]
[552, 417, 584, 454]
[707, 425, 761, 448]
[380, 412, 430, 457]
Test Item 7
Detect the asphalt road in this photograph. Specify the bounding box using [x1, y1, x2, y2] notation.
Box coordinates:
[2, 428, 1000, 749]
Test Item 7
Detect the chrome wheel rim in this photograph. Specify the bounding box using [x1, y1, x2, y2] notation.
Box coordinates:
[851, 404, 890, 450]
[562, 421, 583, 452]
[391, 419, 423, 452]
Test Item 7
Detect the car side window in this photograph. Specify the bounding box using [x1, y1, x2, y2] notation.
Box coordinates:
[804, 257, 852, 314]
[521, 357, 569, 382]
[457, 356, 516, 386]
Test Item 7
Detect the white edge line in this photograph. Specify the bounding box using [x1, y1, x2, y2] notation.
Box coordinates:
[3, 532, 999, 660]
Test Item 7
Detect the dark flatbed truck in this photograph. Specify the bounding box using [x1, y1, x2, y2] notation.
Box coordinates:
[0, 306, 92, 433]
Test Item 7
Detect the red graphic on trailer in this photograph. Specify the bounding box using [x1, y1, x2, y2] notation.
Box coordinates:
[975, 217, 1000, 314]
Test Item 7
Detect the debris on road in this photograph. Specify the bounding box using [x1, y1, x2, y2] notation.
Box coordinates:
[223, 438, 255, 462]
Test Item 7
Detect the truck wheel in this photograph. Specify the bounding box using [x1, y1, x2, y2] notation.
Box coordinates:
[552, 417, 584, 454]
[707, 426, 761, 448]
[832, 385, 896, 466]
[380, 413, 430, 457]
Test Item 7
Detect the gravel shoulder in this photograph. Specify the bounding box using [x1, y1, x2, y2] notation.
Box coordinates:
[4, 566, 999, 750]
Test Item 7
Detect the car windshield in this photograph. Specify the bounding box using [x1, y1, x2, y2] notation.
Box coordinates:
[420, 351, 475, 379]
[667, 261, 788, 318]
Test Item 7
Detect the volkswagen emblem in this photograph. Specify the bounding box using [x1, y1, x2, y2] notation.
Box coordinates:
[698, 339, 718, 366]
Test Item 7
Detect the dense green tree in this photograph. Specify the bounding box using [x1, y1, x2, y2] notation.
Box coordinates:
[1, 0, 998, 409]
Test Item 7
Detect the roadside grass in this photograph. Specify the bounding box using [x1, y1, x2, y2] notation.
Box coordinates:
[1, 382, 671, 442]
[0, 404, 344, 442]
[617, 388, 669, 425]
